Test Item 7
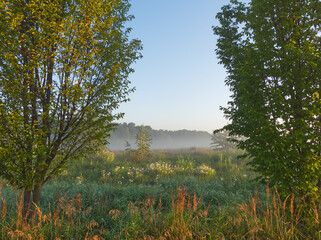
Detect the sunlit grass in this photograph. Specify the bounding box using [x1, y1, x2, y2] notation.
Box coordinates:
[1, 185, 321, 239]
[1, 149, 320, 239]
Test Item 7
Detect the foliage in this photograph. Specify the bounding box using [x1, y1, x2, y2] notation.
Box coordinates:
[2, 176, 321, 238]
[0, 148, 261, 239]
[222, 186, 321, 239]
[123, 140, 135, 162]
[134, 125, 152, 162]
[211, 130, 237, 150]
[214, 0, 321, 198]
[0, 0, 141, 207]
[57, 148, 249, 185]
[121, 188, 212, 239]
[63, 146, 115, 183]
[0, 149, 318, 239]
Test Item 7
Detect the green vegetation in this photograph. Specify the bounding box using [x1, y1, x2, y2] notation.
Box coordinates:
[0, 0, 141, 211]
[1, 148, 321, 239]
[1, 0, 321, 238]
[214, 0, 321, 199]
[134, 126, 152, 162]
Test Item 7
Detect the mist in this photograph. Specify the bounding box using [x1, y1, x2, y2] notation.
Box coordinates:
[107, 123, 212, 150]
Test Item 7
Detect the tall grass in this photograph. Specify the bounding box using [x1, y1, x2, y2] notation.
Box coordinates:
[1, 149, 321, 239]
[120, 187, 212, 239]
[1, 183, 321, 239]
[225, 186, 321, 239]
[0, 185, 103, 239]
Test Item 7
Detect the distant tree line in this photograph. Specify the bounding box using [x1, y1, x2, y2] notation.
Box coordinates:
[108, 123, 212, 150]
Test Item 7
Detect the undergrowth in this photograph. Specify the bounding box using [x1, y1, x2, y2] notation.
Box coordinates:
[1, 149, 320, 239]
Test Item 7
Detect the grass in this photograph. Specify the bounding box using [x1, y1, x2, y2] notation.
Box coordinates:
[1, 148, 321, 239]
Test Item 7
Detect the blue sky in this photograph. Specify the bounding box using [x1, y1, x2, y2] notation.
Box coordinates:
[116, 0, 233, 133]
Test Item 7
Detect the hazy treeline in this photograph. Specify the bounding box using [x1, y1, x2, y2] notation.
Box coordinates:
[108, 122, 212, 150]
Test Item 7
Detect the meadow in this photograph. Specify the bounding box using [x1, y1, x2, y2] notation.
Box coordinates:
[0, 148, 320, 239]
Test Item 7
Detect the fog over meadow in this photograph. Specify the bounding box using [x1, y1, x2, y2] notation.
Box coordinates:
[108, 123, 212, 150]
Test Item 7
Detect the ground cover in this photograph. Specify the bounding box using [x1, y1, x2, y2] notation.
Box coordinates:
[0, 149, 320, 239]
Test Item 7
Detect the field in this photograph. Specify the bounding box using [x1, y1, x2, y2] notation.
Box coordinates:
[0, 148, 320, 239]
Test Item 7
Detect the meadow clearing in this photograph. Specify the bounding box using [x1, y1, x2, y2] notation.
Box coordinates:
[0, 148, 320, 239]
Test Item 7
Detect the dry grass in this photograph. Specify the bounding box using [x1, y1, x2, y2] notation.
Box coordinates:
[121, 187, 212, 240]
[226, 185, 321, 239]
[0, 183, 102, 240]
[0, 186, 213, 239]
[1, 183, 321, 239]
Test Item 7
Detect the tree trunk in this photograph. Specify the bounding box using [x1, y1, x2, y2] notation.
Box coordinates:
[23, 189, 32, 217]
[32, 183, 43, 207]
[22, 182, 43, 220]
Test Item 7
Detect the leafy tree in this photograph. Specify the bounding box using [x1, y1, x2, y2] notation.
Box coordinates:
[0, 0, 142, 211]
[214, 0, 321, 199]
[135, 125, 152, 162]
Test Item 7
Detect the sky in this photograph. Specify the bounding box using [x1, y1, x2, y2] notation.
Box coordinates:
[116, 0, 233, 133]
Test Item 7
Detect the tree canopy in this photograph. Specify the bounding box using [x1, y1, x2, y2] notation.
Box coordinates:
[0, 0, 142, 207]
[214, 0, 321, 198]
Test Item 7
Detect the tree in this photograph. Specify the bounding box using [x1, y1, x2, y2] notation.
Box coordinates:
[211, 130, 236, 150]
[214, 0, 321, 199]
[124, 140, 134, 161]
[135, 125, 152, 162]
[0, 0, 142, 212]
